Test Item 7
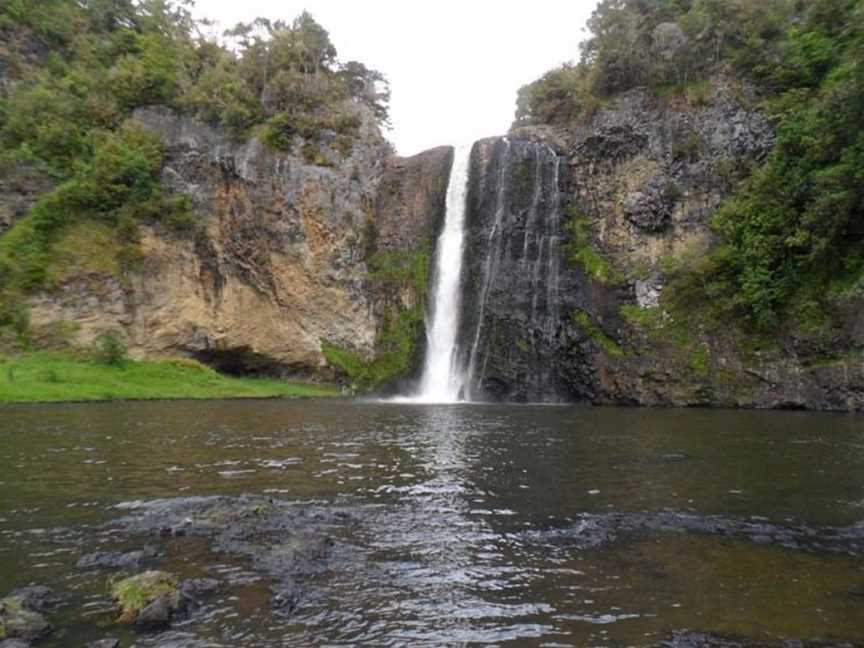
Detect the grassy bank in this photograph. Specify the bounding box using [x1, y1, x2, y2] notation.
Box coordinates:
[0, 353, 339, 403]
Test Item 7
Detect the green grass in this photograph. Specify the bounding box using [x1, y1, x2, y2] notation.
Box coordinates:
[0, 352, 338, 403]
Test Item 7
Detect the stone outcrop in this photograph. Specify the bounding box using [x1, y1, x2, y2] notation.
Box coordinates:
[28, 105, 392, 376]
[458, 138, 591, 402]
[374, 146, 452, 254]
[0, 164, 52, 236]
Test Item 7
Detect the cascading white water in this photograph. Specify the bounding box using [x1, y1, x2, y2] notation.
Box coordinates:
[411, 144, 473, 403]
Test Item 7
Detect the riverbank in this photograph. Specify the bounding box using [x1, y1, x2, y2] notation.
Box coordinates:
[0, 352, 339, 403]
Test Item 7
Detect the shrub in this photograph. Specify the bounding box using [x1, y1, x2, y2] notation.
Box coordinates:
[93, 330, 127, 366]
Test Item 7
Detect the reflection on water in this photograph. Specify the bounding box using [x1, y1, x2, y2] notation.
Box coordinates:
[0, 401, 863, 646]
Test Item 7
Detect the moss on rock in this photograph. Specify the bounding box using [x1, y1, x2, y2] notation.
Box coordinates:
[0, 595, 50, 641]
[110, 570, 180, 625]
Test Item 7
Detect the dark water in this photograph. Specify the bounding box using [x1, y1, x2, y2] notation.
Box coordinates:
[1, 400, 863, 646]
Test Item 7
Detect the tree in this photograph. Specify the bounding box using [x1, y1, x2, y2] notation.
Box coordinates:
[340, 61, 391, 126]
[291, 11, 337, 74]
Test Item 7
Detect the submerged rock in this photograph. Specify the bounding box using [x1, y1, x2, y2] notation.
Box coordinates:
[530, 510, 864, 557]
[0, 639, 32, 648]
[658, 631, 748, 647]
[0, 593, 52, 643]
[111, 571, 185, 626]
[656, 630, 857, 647]
[109, 496, 350, 618]
[77, 545, 158, 570]
[179, 579, 220, 597]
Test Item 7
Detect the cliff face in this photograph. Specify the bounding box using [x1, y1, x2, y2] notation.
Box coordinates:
[21, 104, 453, 382]
[458, 138, 588, 402]
[8, 69, 862, 409]
[460, 80, 864, 411]
[28, 105, 391, 376]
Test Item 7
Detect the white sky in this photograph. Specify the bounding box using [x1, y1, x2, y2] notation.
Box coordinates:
[191, 1, 599, 156]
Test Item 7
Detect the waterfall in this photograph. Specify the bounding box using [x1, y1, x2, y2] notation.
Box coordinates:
[396, 139, 563, 404]
[411, 144, 473, 403]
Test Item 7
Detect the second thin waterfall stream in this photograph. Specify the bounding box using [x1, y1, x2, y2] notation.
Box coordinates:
[412, 144, 472, 403]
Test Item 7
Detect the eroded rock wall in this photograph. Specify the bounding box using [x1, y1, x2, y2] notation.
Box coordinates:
[459, 138, 591, 402]
[29, 105, 392, 376]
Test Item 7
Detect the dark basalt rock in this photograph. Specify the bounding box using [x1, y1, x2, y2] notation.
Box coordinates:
[0, 586, 66, 648]
[136, 594, 181, 626]
[623, 174, 678, 232]
[458, 138, 578, 402]
[528, 511, 864, 557]
[76, 545, 158, 570]
[108, 497, 351, 619]
[4, 587, 63, 614]
[0, 590, 54, 643]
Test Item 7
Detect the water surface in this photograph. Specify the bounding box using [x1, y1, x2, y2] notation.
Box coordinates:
[1, 401, 863, 646]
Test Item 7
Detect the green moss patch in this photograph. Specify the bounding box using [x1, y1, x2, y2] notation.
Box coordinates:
[572, 309, 625, 357]
[564, 212, 623, 285]
[323, 246, 431, 391]
[111, 571, 178, 624]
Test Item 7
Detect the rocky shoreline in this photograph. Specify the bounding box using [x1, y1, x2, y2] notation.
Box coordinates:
[3, 495, 863, 647]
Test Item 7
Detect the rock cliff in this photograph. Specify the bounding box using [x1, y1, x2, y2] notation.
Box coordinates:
[20, 104, 453, 383]
[458, 80, 864, 411]
[7, 71, 862, 409]
[28, 105, 390, 376]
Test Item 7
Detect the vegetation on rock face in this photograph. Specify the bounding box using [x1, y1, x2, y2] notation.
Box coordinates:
[517, 0, 864, 331]
[565, 209, 623, 284]
[0, 0, 391, 363]
[572, 309, 625, 357]
[322, 247, 430, 391]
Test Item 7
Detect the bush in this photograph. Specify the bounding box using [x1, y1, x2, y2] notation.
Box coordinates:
[93, 331, 127, 366]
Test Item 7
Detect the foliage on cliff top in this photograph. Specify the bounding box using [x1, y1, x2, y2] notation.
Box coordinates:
[517, 0, 864, 330]
[514, 0, 797, 127]
[710, 0, 864, 328]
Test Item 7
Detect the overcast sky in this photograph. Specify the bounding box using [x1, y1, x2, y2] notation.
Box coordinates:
[191, 1, 598, 156]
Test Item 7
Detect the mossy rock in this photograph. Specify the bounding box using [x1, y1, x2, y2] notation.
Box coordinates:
[0, 596, 51, 641]
[110, 570, 182, 625]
